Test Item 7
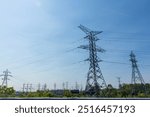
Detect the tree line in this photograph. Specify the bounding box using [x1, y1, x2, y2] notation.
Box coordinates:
[0, 83, 150, 98]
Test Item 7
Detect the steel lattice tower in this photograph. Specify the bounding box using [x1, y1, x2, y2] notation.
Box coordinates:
[0, 69, 12, 87]
[78, 25, 107, 96]
[130, 51, 145, 95]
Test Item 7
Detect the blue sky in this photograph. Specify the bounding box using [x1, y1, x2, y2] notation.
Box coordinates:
[0, 0, 150, 90]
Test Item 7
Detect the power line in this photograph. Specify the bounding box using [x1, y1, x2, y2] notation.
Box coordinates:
[103, 31, 150, 35]
[102, 60, 150, 67]
[102, 60, 129, 65]
[71, 59, 150, 68]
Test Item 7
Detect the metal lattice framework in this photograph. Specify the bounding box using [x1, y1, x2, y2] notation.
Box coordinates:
[78, 25, 107, 96]
[130, 51, 145, 95]
[0, 69, 12, 87]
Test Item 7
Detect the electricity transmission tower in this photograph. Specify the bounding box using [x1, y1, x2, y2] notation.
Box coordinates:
[0, 69, 12, 87]
[22, 83, 33, 92]
[130, 51, 146, 95]
[78, 25, 107, 96]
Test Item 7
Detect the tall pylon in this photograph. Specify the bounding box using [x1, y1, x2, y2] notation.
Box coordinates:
[0, 69, 12, 87]
[78, 25, 107, 96]
[130, 51, 145, 95]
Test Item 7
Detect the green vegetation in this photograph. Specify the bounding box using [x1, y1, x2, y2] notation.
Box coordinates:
[17, 90, 54, 98]
[0, 86, 15, 97]
[0, 83, 150, 98]
[101, 83, 149, 98]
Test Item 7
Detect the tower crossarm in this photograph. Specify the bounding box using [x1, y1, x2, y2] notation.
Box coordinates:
[8, 75, 13, 77]
[78, 45, 89, 50]
[78, 45, 105, 53]
[78, 24, 91, 34]
[96, 47, 105, 53]
[91, 31, 103, 36]
[78, 24, 103, 36]
[0, 74, 4, 77]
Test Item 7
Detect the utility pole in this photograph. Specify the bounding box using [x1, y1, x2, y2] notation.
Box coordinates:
[62, 82, 65, 90]
[54, 83, 56, 90]
[29, 84, 32, 92]
[78, 25, 107, 96]
[80, 83, 83, 91]
[22, 83, 26, 92]
[117, 77, 121, 89]
[43, 83, 47, 91]
[66, 82, 68, 90]
[38, 83, 41, 91]
[26, 84, 29, 92]
[0, 69, 12, 87]
[130, 51, 146, 95]
[75, 82, 79, 90]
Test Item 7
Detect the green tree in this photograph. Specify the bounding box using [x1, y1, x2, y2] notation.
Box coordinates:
[63, 90, 72, 97]
[0, 86, 15, 97]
